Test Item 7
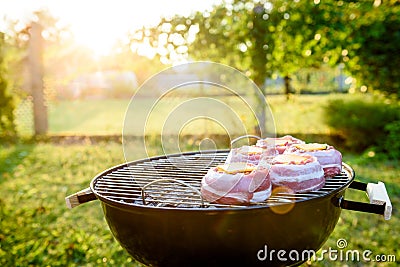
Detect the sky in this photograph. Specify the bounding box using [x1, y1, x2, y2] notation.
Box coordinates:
[0, 0, 220, 55]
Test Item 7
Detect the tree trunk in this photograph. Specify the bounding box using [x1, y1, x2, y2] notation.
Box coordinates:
[28, 22, 48, 135]
[255, 104, 265, 137]
[284, 75, 291, 101]
[256, 87, 266, 137]
[252, 77, 267, 138]
[251, 5, 268, 137]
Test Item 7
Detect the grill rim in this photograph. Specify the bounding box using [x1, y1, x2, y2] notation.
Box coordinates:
[90, 149, 355, 211]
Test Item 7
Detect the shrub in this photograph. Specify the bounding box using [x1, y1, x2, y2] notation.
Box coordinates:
[323, 96, 399, 152]
[380, 120, 400, 160]
[0, 79, 16, 137]
[0, 33, 17, 139]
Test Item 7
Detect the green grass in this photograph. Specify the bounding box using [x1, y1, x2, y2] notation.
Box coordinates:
[49, 99, 129, 135]
[0, 143, 137, 267]
[268, 94, 333, 135]
[15, 94, 346, 136]
[0, 142, 399, 266]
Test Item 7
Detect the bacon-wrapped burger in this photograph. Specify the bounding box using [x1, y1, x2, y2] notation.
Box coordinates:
[285, 143, 342, 177]
[256, 135, 305, 154]
[268, 154, 325, 193]
[201, 162, 271, 205]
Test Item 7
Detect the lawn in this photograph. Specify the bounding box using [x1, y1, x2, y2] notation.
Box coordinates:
[15, 94, 343, 136]
[0, 142, 399, 266]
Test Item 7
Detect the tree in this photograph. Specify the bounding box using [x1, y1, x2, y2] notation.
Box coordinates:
[180, 0, 351, 93]
[1, 10, 72, 136]
[128, 0, 400, 136]
[0, 32, 17, 138]
[128, 0, 349, 133]
[343, 1, 400, 97]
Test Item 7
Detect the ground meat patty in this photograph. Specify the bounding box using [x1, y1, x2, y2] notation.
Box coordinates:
[201, 163, 272, 204]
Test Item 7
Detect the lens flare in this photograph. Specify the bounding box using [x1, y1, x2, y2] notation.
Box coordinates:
[123, 61, 276, 181]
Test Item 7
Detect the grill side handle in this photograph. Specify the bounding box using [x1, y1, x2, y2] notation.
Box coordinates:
[339, 181, 392, 220]
[65, 187, 97, 209]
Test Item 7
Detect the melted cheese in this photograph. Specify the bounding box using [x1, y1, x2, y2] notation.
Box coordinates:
[294, 143, 328, 151]
[238, 146, 264, 155]
[273, 154, 308, 165]
[216, 162, 256, 174]
[274, 139, 289, 146]
[262, 139, 288, 146]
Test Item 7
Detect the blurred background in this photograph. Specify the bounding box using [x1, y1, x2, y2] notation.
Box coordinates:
[0, 0, 397, 142]
[0, 0, 399, 266]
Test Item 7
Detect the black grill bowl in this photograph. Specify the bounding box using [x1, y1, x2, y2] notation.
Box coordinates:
[66, 150, 391, 267]
[90, 150, 354, 267]
[100, 194, 342, 267]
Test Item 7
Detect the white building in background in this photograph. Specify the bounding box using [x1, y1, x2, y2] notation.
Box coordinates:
[68, 70, 138, 99]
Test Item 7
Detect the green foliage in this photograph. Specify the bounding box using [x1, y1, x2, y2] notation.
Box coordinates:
[132, 0, 351, 86]
[0, 32, 17, 139]
[323, 95, 399, 151]
[381, 120, 400, 160]
[132, 0, 350, 133]
[344, 1, 400, 97]
[131, 0, 400, 98]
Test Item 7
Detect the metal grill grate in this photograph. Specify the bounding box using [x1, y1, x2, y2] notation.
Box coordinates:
[92, 150, 354, 209]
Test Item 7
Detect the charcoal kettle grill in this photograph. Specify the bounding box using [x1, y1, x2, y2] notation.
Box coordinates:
[66, 149, 392, 267]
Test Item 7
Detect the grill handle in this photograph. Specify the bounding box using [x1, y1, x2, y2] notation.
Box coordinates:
[65, 187, 97, 209]
[339, 181, 392, 220]
[230, 135, 261, 147]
